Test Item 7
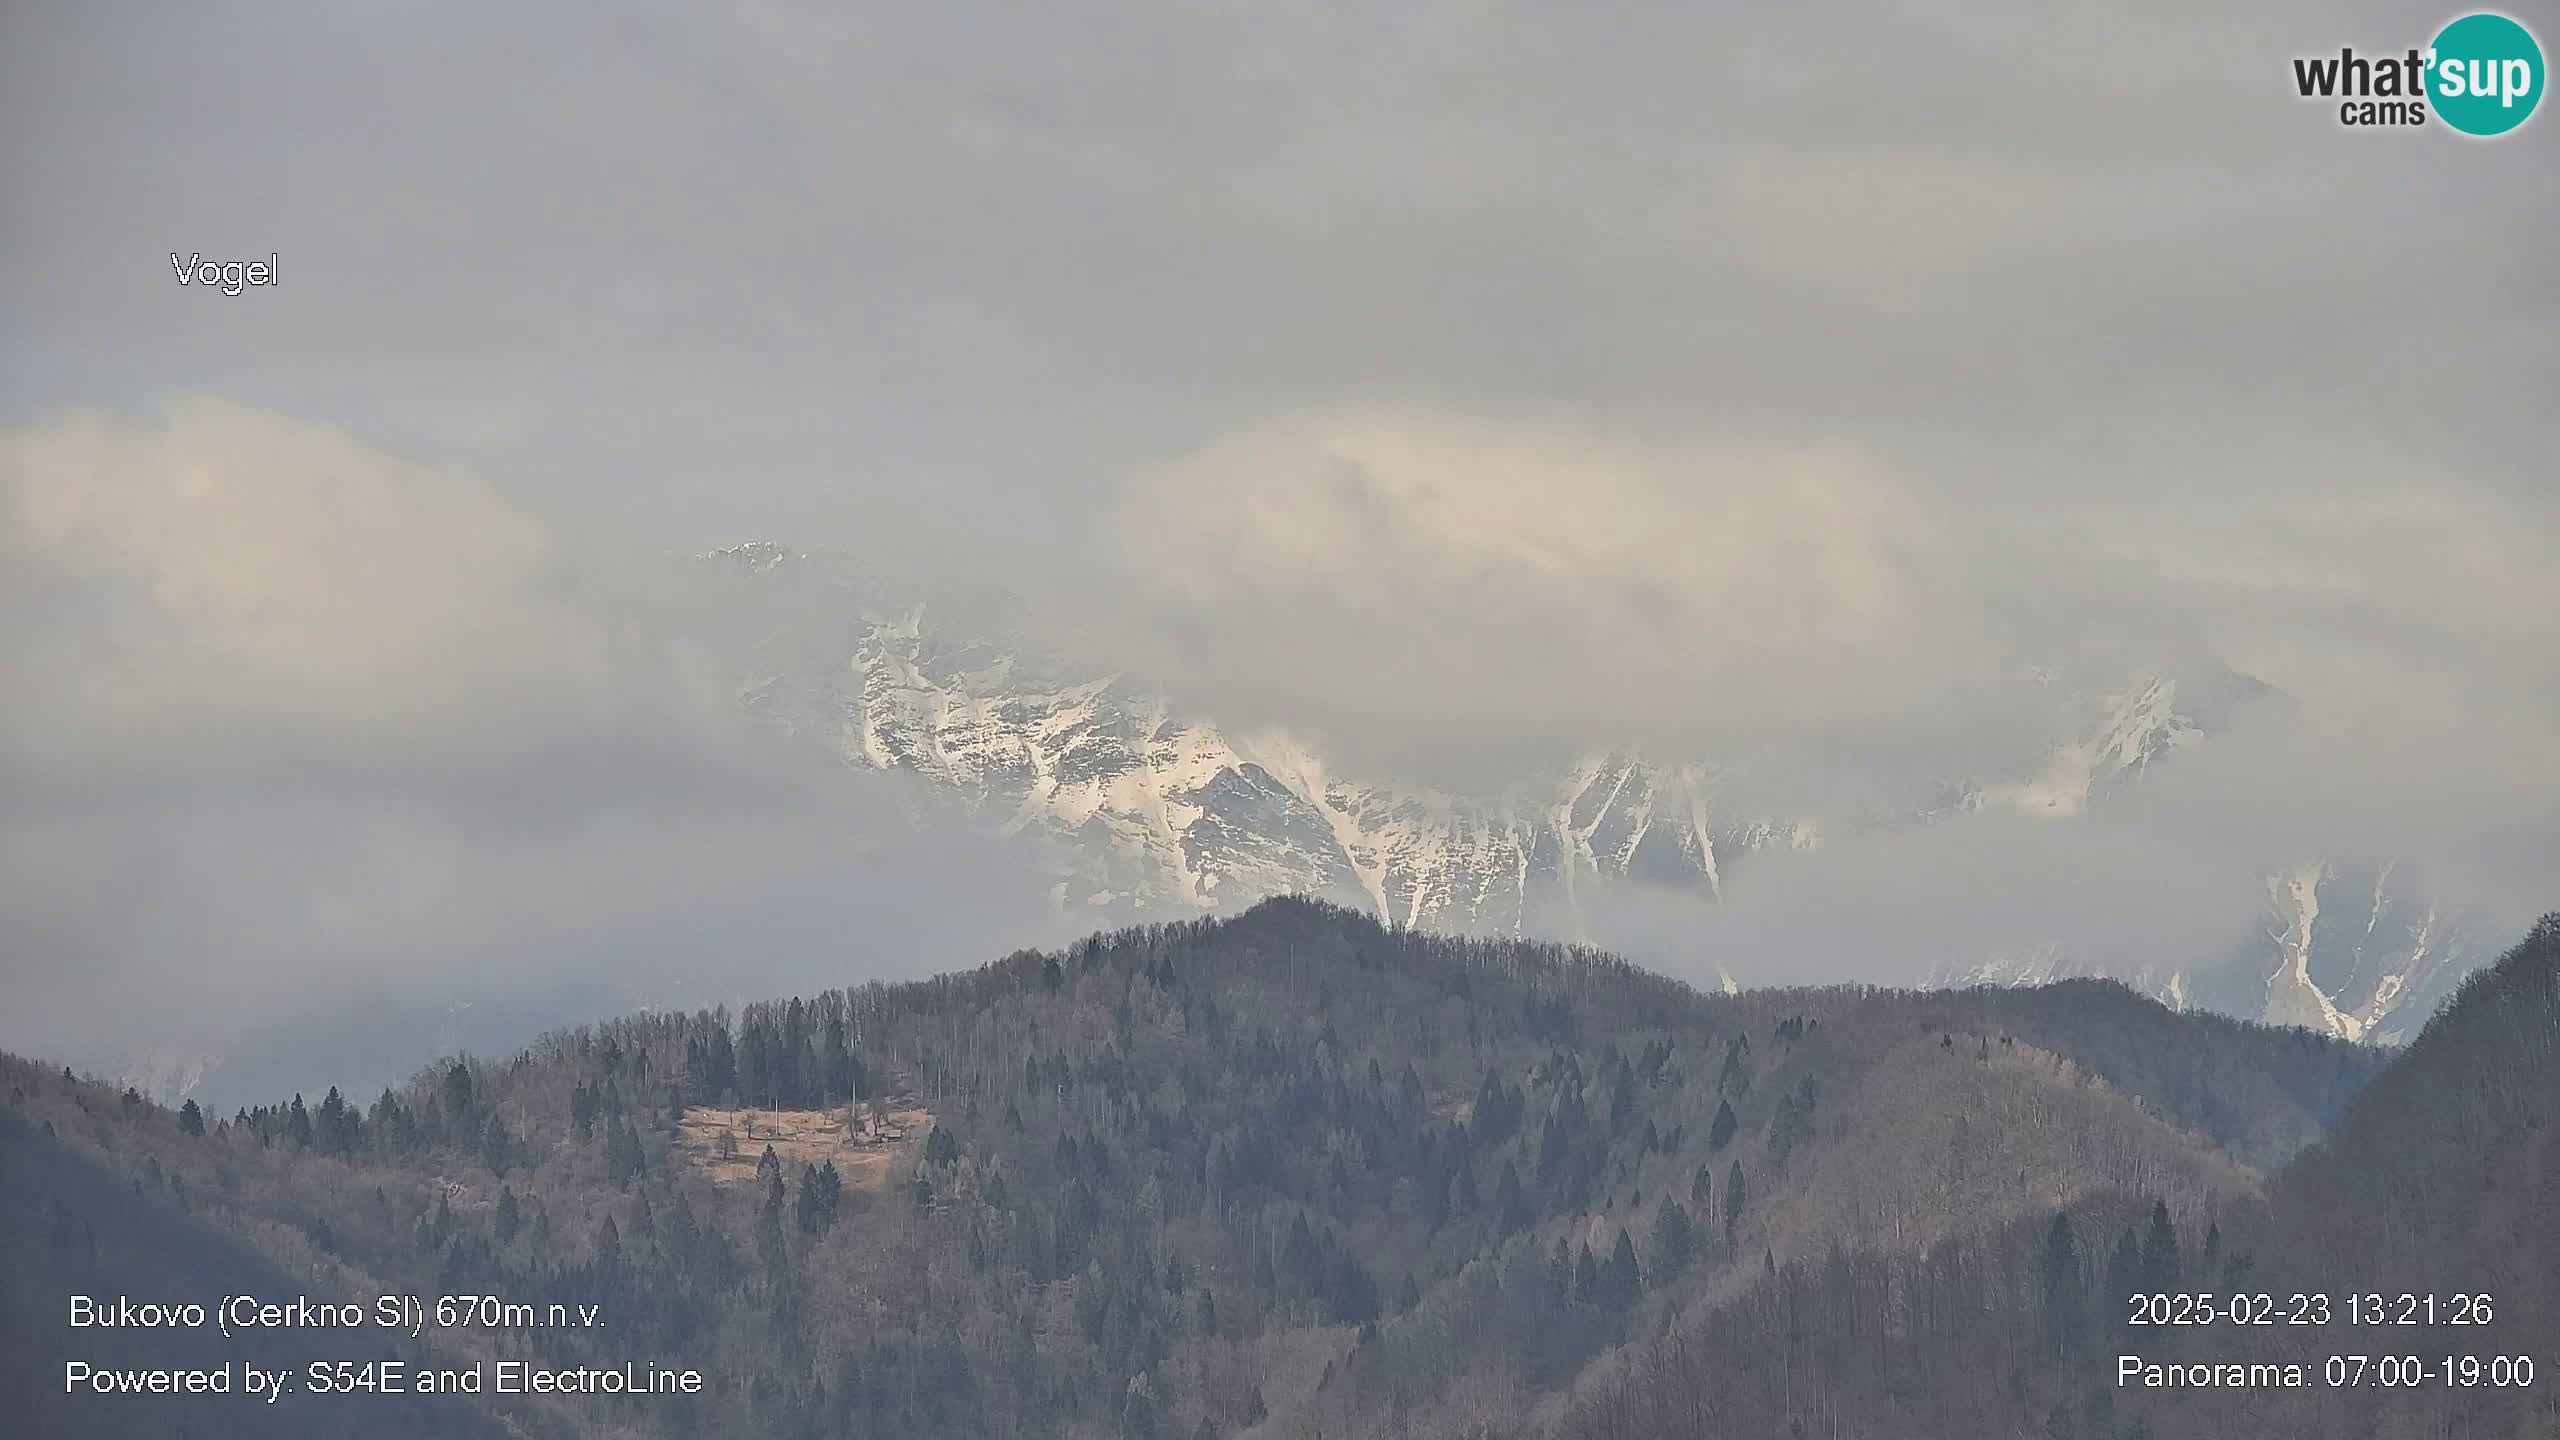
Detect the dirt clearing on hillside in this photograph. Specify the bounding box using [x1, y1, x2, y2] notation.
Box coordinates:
[675, 1102, 934, 1190]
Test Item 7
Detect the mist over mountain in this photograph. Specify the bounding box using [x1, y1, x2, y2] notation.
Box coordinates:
[6, 5, 2557, 1435]
[696, 539, 2495, 1048]
[0, 398, 2538, 1110]
[5, 0, 2556, 1113]
[0, 404, 2539, 1132]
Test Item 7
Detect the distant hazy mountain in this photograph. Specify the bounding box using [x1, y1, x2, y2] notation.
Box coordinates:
[704, 543, 2484, 1043]
[1929, 861, 2478, 1046]
[710, 544, 1819, 928]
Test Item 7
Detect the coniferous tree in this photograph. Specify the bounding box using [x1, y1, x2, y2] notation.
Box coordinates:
[790, 997, 821, 1106]
[1474, 1070, 1522, 1145]
[924, 1125, 960, 1169]
[314, 1088, 343, 1149]
[1282, 1214, 1318, 1297]
[821, 1007, 860, 1101]
[1707, 1097, 1739, 1152]
[1723, 1159, 1746, 1240]
[795, 1163, 822, 1233]
[682, 1038, 708, 1100]
[314, 1086, 360, 1154]
[286, 1093, 314, 1148]
[605, 1115, 645, 1187]
[369, 1088, 410, 1153]
[442, 1061, 474, 1119]
[814, 1147, 844, 1229]
[1648, 1197, 1696, 1283]
[480, 1114, 514, 1177]
[2104, 1227, 2142, 1320]
[666, 1190, 703, 1278]
[739, 1013, 776, 1107]
[796, 1161, 844, 1235]
[1605, 1227, 1641, 1311]
[1717, 1038, 1752, 1095]
[1495, 1160, 1534, 1236]
[758, 1163, 788, 1272]
[2140, 1199, 2181, 1293]
[2041, 1212, 2085, 1356]
[176, 1099, 205, 1137]
[1536, 1110, 1572, 1190]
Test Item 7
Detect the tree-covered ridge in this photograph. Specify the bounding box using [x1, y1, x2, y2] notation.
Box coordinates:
[1551, 913, 2560, 1440]
[2, 896, 2453, 1440]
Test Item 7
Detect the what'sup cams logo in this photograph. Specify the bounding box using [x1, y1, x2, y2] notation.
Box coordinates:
[2293, 11, 2544, 135]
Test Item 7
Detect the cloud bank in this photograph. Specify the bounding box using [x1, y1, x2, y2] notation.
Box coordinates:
[2, 1, 2554, 1074]
[1, 401, 1062, 1090]
[1045, 405, 2558, 976]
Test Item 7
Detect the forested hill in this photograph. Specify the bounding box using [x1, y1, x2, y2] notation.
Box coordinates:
[0, 897, 2456, 1440]
[1555, 913, 2560, 1440]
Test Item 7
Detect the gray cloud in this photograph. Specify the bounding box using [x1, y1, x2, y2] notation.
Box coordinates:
[0, 401, 1064, 1082]
[2, 2, 2555, 1075]
[1039, 410, 2174, 795]
[7, 3, 2549, 526]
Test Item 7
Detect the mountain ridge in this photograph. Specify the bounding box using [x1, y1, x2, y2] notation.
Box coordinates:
[3, 895, 2428, 1440]
[705, 541, 2477, 1045]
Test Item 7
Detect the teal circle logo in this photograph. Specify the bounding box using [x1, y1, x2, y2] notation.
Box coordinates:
[2429, 13, 2544, 136]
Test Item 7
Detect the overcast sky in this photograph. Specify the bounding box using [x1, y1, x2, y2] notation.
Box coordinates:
[3, 1, 2555, 1083]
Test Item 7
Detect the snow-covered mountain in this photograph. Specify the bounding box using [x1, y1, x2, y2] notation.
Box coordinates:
[715, 545, 1813, 932]
[1948, 669, 2268, 818]
[2199, 861, 2476, 1045]
[1922, 860, 2474, 1046]
[708, 543, 2479, 1044]
[1917, 675, 2472, 1044]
